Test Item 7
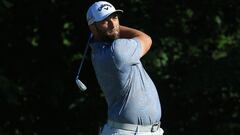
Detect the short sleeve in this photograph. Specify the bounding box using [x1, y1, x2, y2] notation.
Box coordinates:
[111, 38, 141, 69]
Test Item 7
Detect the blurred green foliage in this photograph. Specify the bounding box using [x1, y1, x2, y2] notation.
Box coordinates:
[0, 0, 239, 134]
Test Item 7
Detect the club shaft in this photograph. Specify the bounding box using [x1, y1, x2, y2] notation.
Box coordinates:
[76, 33, 93, 78]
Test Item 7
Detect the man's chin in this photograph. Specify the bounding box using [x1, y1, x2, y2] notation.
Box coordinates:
[101, 32, 120, 41]
[108, 32, 120, 40]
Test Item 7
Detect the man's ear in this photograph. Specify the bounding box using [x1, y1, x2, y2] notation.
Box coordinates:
[89, 25, 97, 36]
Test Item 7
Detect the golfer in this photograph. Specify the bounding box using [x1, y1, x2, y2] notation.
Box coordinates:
[86, 1, 164, 135]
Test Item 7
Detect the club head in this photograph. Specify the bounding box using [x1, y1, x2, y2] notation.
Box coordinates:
[76, 79, 87, 91]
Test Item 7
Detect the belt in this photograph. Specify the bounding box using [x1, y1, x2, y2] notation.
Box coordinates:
[107, 120, 161, 132]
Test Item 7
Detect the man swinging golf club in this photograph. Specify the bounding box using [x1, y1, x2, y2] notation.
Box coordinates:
[83, 1, 164, 134]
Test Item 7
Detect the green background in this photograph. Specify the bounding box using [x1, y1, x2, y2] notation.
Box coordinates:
[0, 0, 239, 134]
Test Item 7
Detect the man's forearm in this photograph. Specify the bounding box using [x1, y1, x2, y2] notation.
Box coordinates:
[119, 25, 144, 38]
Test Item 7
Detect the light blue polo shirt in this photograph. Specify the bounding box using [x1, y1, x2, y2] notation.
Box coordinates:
[90, 38, 161, 125]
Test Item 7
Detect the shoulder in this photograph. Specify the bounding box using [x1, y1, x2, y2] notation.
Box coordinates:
[113, 38, 140, 46]
[111, 38, 141, 53]
[110, 38, 142, 66]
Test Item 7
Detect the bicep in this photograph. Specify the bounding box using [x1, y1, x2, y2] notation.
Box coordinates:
[119, 26, 152, 57]
[112, 39, 141, 68]
[136, 34, 152, 57]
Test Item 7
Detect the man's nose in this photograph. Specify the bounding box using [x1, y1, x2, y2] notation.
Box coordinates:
[108, 19, 115, 29]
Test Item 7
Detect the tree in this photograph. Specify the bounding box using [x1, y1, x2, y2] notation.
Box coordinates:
[0, 0, 239, 134]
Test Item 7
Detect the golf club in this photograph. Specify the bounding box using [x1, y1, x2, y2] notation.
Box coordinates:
[75, 33, 93, 91]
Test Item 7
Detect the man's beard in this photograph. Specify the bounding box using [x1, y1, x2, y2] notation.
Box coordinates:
[98, 26, 120, 42]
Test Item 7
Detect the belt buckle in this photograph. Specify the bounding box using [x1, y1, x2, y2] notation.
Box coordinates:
[151, 123, 160, 132]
